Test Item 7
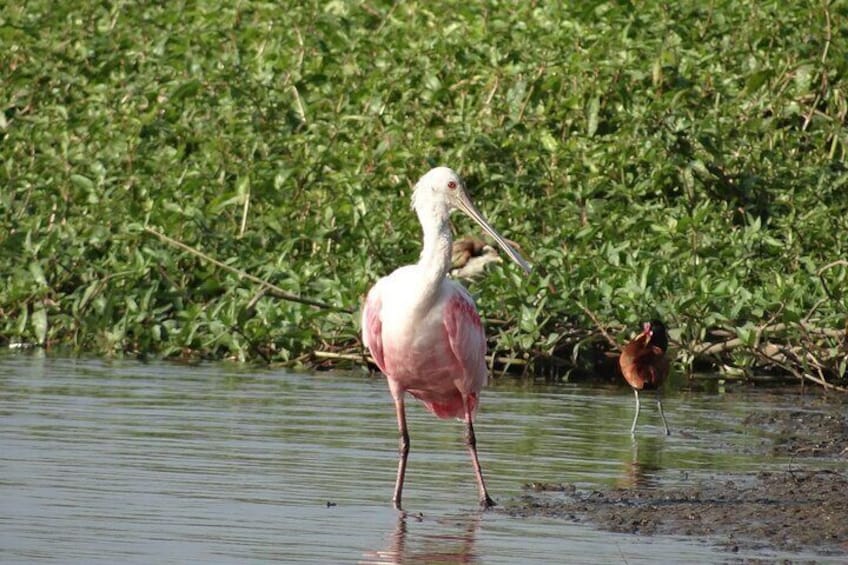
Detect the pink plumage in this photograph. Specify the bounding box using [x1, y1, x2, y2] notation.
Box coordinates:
[364, 281, 484, 420]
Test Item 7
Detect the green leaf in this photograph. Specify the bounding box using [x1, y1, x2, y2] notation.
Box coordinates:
[29, 262, 47, 286]
[744, 69, 772, 94]
[70, 174, 94, 192]
[540, 130, 558, 153]
[32, 307, 48, 345]
[170, 79, 202, 102]
[586, 96, 599, 137]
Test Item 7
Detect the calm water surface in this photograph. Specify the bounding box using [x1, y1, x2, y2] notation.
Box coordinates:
[0, 354, 830, 563]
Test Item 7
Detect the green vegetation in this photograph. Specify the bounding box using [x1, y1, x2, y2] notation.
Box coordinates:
[1, 2, 846, 386]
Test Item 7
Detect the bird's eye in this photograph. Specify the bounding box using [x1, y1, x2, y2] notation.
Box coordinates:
[447, 180, 457, 190]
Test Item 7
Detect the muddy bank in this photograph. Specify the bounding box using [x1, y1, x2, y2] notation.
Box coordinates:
[503, 397, 848, 556]
[744, 408, 848, 458]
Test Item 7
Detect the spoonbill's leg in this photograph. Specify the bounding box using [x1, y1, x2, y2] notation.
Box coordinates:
[464, 398, 495, 509]
[392, 394, 410, 511]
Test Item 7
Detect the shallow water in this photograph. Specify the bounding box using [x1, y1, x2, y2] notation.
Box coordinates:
[0, 353, 832, 563]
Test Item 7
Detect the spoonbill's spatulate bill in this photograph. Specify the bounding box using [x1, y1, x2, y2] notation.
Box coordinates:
[361, 167, 531, 510]
[619, 320, 671, 436]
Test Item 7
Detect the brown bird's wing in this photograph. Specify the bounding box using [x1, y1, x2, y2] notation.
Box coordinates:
[619, 342, 668, 390]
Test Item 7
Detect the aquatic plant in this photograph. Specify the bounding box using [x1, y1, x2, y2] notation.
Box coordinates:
[1, 2, 846, 387]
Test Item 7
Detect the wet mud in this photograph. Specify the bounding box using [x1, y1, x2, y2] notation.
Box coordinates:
[504, 394, 848, 557]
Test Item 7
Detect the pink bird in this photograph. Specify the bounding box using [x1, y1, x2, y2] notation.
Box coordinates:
[361, 166, 531, 510]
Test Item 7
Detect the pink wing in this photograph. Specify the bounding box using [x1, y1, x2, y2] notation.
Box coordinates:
[443, 287, 488, 397]
[361, 289, 386, 373]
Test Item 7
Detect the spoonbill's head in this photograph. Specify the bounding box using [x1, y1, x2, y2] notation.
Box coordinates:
[412, 166, 531, 274]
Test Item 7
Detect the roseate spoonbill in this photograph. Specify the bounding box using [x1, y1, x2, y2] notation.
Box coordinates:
[361, 166, 530, 510]
[619, 320, 671, 436]
[450, 236, 501, 280]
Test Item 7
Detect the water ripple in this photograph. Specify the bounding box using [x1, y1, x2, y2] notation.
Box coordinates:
[0, 353, 822, 563]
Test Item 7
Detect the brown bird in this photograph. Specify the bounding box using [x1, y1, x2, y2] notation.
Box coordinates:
[619, 320, 670, 436]
[451, 236, 488, 266]
[450, 236, 502, 280]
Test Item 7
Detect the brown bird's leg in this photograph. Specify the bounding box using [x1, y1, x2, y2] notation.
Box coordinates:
[464, 400, 495, 509]
[656, 390, 670, 436]
[630, 389, 641, 436]
[392, 395, 410, 511]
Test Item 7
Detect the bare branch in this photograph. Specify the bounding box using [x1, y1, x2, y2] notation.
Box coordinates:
[575, 300, 619, 350]
[144, 226, 354, 313]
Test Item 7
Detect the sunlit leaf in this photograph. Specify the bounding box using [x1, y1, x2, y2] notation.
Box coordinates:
[32, 308, 48, 345]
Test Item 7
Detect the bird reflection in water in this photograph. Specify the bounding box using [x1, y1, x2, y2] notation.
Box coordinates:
[616, 435, 664, 489]
[361, 511, 481, 565]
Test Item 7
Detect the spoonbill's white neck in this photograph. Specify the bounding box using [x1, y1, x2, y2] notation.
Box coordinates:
[415, 202, 453, 292]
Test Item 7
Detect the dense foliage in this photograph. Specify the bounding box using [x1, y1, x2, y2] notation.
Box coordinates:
[2, 1, 846, 385]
